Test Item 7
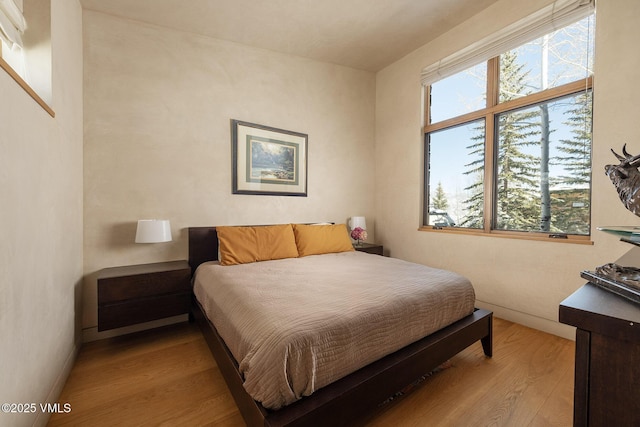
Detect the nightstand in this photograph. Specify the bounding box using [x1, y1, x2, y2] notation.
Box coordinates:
[97, 260, 191, 331]
[353, 242, 384, 256]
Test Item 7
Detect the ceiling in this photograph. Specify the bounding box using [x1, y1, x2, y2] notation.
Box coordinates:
[80, 0, 500, 72]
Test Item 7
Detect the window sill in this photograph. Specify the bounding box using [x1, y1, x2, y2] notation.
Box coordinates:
[0, 57, 54, 117]
[418, 226, 594, 245]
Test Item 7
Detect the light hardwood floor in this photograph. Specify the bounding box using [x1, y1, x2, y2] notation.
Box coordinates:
[47, 318, 575, 427]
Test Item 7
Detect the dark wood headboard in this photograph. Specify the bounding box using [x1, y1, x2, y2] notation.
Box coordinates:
[188, 223, 336, 275]
[188, 227, 219, 275]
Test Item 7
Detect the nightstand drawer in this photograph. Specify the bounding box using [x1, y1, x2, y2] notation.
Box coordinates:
[98, 293, 190, 331]
[97, 261, 191, 304]
[96, 260, 191, 332]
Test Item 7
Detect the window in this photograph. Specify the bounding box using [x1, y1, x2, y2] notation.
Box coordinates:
[0, 0, 28, 77]
[0, 0, 53, 116]
[423, 13, 594, 241]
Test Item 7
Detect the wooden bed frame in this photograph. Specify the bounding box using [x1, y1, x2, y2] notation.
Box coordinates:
[188, 226, 493, 427]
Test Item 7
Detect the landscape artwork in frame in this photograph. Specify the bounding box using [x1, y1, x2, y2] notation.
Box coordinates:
[231, 120, 308, 196]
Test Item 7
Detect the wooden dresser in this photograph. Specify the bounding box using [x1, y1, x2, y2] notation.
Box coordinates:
[97, 260, 191, 331]
[559, 283, 640, 426]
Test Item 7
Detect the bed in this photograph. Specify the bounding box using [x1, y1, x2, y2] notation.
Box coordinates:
[188, 224, 492, 427]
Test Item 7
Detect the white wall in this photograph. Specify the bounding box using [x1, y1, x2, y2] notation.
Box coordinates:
[0, 1, 83, 426]
[375, 0, 640, 339]
[82, 11, 376, 337]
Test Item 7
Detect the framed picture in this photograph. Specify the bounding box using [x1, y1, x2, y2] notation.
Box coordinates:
[231, 120, 308, 196]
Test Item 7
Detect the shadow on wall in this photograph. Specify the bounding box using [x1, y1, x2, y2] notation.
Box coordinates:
[108, 222, 137, 249]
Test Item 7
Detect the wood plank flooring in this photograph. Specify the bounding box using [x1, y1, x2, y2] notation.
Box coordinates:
[47, 318, 575, 427]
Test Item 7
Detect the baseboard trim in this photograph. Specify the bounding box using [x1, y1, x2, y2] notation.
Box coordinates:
[475, 300, 576, 341]
[32, 338, 80, 427]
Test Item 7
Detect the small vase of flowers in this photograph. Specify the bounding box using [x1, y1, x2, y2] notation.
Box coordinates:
[350, 227, 368, 247]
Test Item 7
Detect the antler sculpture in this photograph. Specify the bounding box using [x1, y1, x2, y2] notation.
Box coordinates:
[605, 144, 640, 216]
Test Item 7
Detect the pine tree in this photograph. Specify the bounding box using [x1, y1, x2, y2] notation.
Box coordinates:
[551, 91, 592, 234]
[443, 16, 593, 233]
[495, 102, 541, 231]
[432, 181, 449, 210]
[458, 134, 484, 228]
[461, 50, 542, 231]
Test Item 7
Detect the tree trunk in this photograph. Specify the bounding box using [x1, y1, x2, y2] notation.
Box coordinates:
[540, 34, 551, 232]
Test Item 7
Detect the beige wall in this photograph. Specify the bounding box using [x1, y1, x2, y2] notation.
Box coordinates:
[375, 0, 640, 338]
[0, 1, 83, 426]
[82, 0, 640, 341]
[82, 11, 376, 335]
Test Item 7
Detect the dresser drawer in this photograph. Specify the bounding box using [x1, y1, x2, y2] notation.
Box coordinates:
[97, 261, 191, 304]
[96, 260, 192, 332]
[98, 292, 190, 331]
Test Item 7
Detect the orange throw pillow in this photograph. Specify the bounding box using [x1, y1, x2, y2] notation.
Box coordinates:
[292, 223, 355, 257]
[217, 224, 299, 266]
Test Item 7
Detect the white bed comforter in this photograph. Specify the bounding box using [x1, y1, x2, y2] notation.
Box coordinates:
[193, 251, 475, 409]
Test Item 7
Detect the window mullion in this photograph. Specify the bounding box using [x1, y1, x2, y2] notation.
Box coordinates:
[484, 58, 499, 232]
[489, 77, 593, 117]
[483, 113, 495, 233]
[423, 85, 431, 126]
[486, 58, 499, 109]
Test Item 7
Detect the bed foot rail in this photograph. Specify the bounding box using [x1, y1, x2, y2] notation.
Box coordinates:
[194, 295, 493, 427]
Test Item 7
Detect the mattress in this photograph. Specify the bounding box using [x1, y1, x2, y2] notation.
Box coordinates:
[193, 251, 475, 410]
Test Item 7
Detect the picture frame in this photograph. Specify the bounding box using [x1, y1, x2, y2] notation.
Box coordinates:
[231, 120, 308, 196]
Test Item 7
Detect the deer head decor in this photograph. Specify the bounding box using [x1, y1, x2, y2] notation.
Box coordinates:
[605, 144, 640, 217]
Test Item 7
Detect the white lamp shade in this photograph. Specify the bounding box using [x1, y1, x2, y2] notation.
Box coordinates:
[135, 219, 172, 243]
[349, 216, 366, 230]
